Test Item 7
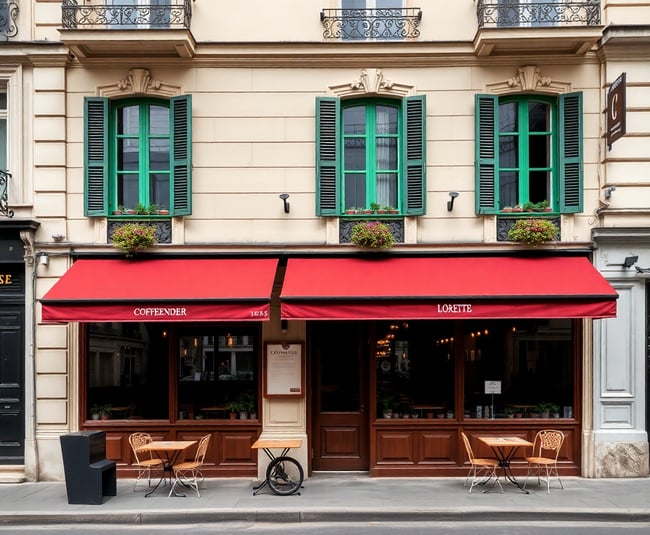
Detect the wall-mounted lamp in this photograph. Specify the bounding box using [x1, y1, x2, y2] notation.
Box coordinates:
[447, 192, 459, 212]
[604, 186, 616, 200]
[623, 255, 639, 268]
[279, 193, 290, 214]
[38, 253, 49, 267]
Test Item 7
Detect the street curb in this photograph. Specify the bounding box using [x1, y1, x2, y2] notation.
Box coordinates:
[2, 508, 650, 525]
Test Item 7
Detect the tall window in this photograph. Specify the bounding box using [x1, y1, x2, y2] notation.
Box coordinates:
[316, 95, 425, 216]
[475, 92, 582, 214]
[342, 0, 404, 41]
[106, 0, 171, 29]
[0, 84, 6, 172]
[497, 0, 560, 28]
[84, 95, 192, 217]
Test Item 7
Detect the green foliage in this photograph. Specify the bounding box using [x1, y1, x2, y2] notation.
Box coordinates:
[111, 223, 157, 257]
[507, 218, 558, 245]
[350, 221, 395, 249]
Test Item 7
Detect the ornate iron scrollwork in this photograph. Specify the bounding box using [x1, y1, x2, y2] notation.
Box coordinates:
[321, 8, 422, 40]
[0, 170, 14, 218]
[477, 0, 600, 28]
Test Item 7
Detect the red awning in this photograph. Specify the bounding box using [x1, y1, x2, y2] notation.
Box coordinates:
[41, 258, 278, 322]
[280, 257, 618, 320]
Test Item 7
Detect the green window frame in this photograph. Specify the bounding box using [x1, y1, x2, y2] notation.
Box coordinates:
[316, 95, 425, 216]
[475, 92, 582, 214]
[84, 95, 192, 217]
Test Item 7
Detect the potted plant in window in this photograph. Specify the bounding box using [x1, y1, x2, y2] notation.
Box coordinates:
[507, 218, 558, 246]
[383, 205, 399, 214]
[90, 404, 104, 420]
[111, 222, 157, 257]
[350, 221, 395, 250]
[227, 400, 242, 420]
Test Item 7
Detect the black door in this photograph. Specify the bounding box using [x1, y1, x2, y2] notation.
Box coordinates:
[0, 306, 24, 464]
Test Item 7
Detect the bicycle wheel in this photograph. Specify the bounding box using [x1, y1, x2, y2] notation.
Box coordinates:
[265, 456, 304, 496]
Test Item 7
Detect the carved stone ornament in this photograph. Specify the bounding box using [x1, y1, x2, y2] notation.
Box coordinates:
[329, 68, 415, 98]
[486, 65, 571, 95]
[19, 230, 35, 265]
[98, 68, 181, 99]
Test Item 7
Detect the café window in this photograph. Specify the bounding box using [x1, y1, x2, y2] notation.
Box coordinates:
[177, 328, 258, 420]
[376, 321, 456, 419]
[86, 323, 169, 420]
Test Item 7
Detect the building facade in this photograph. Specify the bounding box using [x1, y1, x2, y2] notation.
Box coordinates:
[0, 0, 649, 483]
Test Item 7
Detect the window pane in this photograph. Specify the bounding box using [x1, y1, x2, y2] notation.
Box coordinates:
[178, 330, 258, 420]
[499, 135, 518, 168]
[86, 323, 169, 420]
[117, 105, 139, 135]
[345, 173, 366, 208]
[463, 320, 573, 419]
[376, 321, 455, 419]
[150, 105, 169, 135]
[376, 173, 397, 207]
[117, 138, 139, 170]
[318, 323, 360, 412]
[343, 106, 366, 135]
[376, 106, 398, 135]
[150, 173, 170, 208]
[0, 118, 6, 170]
[499, 102, 517, 132]
[499, 171, 518, 208]
[528, 170, 550, 203]
[529, 134, 550, 168]
[528, 102, 549, 132]
[376, 138, 397, 169]
[344, 138, 366, 170]
[117, 173, 139, 208]
[150, 139, 170, 170]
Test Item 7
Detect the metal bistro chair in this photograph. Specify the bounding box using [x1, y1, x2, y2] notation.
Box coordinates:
[170, 434, 211, 497]
[461, 432, 501, 494]
[523, 429, 565, 494]
[128, 432, 164, 491]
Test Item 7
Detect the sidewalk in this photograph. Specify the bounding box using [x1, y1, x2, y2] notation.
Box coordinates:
[1, 475, 650, 525]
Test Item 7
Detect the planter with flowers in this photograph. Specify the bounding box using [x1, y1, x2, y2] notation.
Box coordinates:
[350, 221, 395, 250]
[111, 222, 157, 257]
[507, 218, 558, 246]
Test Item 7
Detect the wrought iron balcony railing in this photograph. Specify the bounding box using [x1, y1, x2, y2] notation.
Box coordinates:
[321, 8, 422, 40]
[477, 0, 600, 28]
[0, 1, 19, 40]
[0, 170, 14, 218]
[61, 0, 192, 30]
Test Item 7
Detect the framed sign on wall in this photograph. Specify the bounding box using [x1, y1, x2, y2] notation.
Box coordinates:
[263, 342, 305, 398]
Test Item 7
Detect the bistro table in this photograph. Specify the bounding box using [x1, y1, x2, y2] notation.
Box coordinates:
[476, 435, 533, 493]
[252, 439, 303, 496]
[137, 440, 197, 497]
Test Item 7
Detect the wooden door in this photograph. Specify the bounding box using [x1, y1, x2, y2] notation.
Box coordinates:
[311, 322, 369, 471]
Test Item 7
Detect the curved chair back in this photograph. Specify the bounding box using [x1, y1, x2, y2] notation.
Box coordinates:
[129, 432, 153, 463]
[194, 434, 211, 464]
[461, 431, 475, 462]
[531, 429, 564, 461]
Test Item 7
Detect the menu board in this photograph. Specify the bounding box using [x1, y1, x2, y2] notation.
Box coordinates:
[264, 343, 304, 398]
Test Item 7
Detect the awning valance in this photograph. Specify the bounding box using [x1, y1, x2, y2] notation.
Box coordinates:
[41, 258, 278, 323]
[280, 257, 618, 320]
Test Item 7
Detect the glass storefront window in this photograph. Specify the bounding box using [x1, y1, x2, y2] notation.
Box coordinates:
[376, 321, 456, 419]
[86, 323, 169, 420]
[463, 319, 574, 419]
[177, 328, 258, 420]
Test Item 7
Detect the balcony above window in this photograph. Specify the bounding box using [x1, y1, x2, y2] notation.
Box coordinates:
[474, 0, 602, 57]
[0, 2, 19, 41]
[321, 8, 422, 41]
[60, 0, 196, 61]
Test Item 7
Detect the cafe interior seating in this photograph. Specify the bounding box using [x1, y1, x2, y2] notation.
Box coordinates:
[128, 432, 164, 491]
[523, 429, 565, 494]
[170, 433, 211, 497]
[461, 432, 501, 494]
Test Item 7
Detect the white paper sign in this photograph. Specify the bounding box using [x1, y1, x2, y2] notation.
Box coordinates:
[484, 380, 501, 394]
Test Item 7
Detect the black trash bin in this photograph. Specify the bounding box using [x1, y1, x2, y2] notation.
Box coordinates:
[60, 431, 116, 505]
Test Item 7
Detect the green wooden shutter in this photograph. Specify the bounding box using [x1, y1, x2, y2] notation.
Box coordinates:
[170, 95, 192, 216]
[84, 97, 108, 216]
[316, 97, 340, 216]
[403, 95, 426, 215]
[558, 92, 583, 213]
[475, 94, 499, 214]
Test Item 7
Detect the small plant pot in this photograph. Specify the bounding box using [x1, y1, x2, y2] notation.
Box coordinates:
[425, 412, 433, 419]
[91, 414, 100, 421]
[229, 412, 237, 420]
[158, 210, 169, 215]
[239, 411, 248, 420]
[383, 410, 393, 419]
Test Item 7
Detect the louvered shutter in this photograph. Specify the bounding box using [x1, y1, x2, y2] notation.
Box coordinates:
[170, 95, 192, 216]
[316, 97, 340, 216]
[475, 94, 498, 214]
[558, 92, 583, 213]
[403, 95, 426, 215]
[84, 97, 108, 216]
